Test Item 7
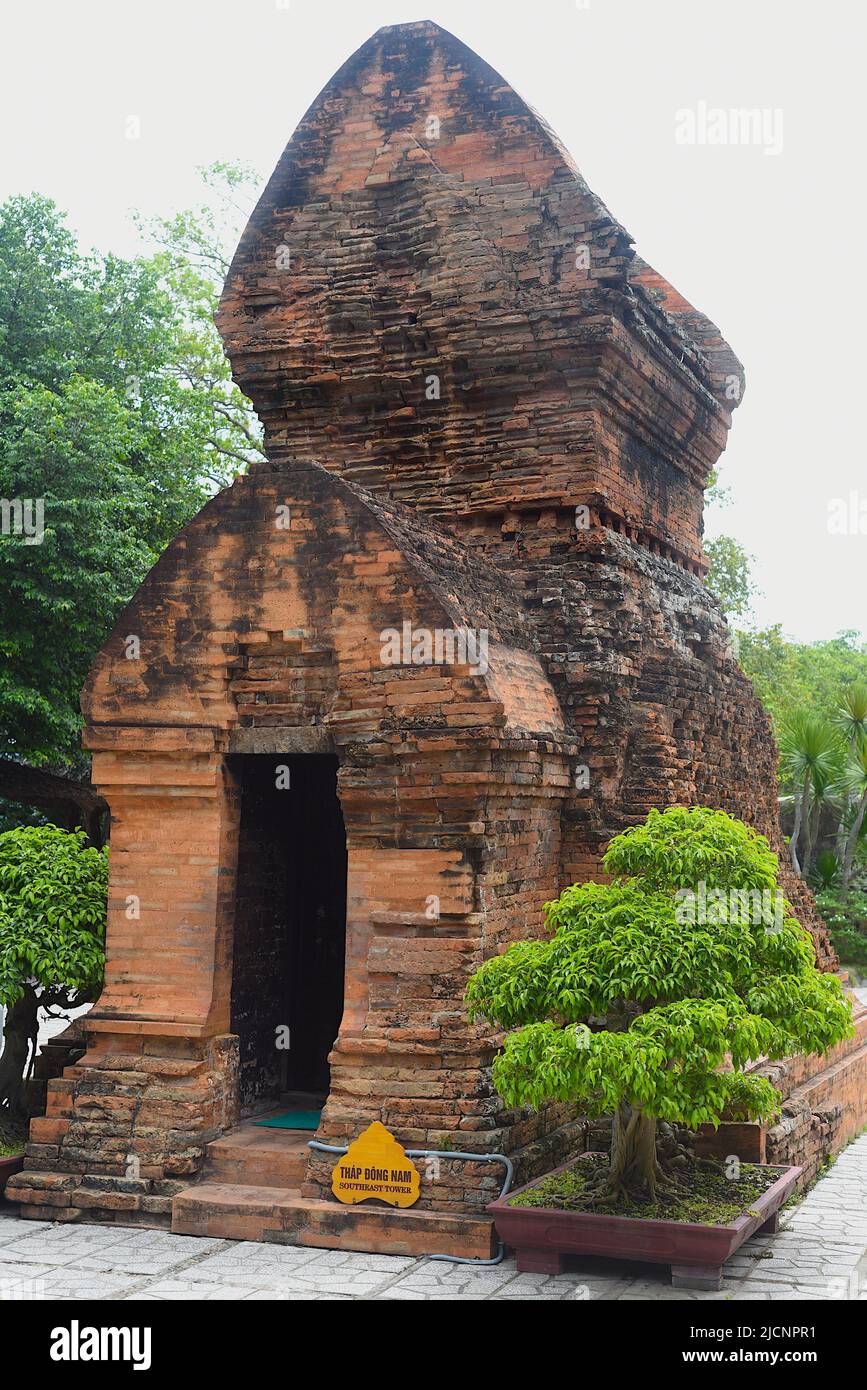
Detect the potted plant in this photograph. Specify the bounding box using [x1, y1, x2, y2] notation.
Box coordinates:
[467, 807, 853, 1288]
[0, 1114, 26, 1195]
[0, 824, 107, 1193]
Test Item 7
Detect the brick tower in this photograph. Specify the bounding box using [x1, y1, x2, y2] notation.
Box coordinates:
[11, 22, 864, 1254]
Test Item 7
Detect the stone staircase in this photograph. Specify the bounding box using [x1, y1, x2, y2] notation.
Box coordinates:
[170, 1115, 496, 1258]
[200, 1123, 310, 1189]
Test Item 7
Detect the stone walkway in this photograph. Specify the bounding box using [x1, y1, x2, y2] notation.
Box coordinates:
[0, 1133, 864, 1301]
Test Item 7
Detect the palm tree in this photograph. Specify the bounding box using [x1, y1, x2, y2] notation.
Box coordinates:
[840, 740, 867, 898]
[803, 760, 840, 878]
[779, 714, 842, 877]
[809, 848, 841, 892]
[835, 681, 867, 752]
[834, 682, 867, 859]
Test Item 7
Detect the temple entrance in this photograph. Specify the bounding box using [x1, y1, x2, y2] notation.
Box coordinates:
[229, 754, 347, 1113]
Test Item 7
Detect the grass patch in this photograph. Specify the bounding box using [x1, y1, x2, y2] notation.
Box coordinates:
[508, 1153, 780, 1225]
[0, 1116, 27, 1157]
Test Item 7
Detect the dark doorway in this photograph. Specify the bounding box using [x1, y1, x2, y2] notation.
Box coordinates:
[229, 754, 347, 1112]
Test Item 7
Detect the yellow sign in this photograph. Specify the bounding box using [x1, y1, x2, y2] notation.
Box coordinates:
[331, 1121, 421, 1208]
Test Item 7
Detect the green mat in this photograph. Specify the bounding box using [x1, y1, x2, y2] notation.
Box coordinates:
[255, 1111, 321, 1130]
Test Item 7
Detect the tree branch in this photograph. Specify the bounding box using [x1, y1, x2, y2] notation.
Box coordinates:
[211, 399, 264, 449]
[0, 760, 108, 848]
[206, 436, 254, 467]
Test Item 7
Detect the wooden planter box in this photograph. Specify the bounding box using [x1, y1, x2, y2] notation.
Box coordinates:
[0, 1154, 24, 1198]
[488, 1154, 802, 1290]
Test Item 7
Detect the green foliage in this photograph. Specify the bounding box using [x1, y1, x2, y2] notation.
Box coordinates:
[134, 160, 264, 480]
[702, 469, 757, 620]
[0, 824, 107, 1005]
[746, 654, 867, 892]
[0, 178, 258, 775]
[704, 535, 757, 619]
[466, 807, 853, 1131]
[815, 888, 867, 968]
[835, 681, 867, 748]
[773, 704, 867, 888]
[601, 806, 781, 892]
[778, 714, 843, 795]
[810, 849, 841, 892]
[737, 628, 867, 734]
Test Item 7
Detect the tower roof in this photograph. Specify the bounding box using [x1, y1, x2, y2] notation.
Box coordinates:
[217, 20, 743, 565]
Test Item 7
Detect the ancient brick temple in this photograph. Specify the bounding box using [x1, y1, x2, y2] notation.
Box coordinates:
[12, 21, 866, 1255]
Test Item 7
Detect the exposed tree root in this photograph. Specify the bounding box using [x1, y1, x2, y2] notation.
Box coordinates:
[559, 1107, 724, 1212]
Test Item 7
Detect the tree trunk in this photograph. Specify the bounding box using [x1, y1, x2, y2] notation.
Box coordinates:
[0, 986, 40, 1117]
[0, 760, 108, 848]
[836, 735, 858, 860]
[804, 793, 822, 877]
[789, 772, 808, 874]
[608, 1101, 659, 1198]
[789, 778, 800, 872]
[841, 787, 867, 898]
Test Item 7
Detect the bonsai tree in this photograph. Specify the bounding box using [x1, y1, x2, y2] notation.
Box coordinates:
[466, 807, 853, 1206]
[0, 825, 107, 1137]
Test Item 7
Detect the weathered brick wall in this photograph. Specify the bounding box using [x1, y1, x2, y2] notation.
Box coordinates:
[455, 514, 834, 961]
[13, 1035, 238, 1225]
[754, 1005, 867, 1186]
[693, 1001, 867, 1187]
[12, 462, 575, 1222]
[217, 21, 737, 572]
[213, 19, 830, 959]
[10, 20, 846, 1234]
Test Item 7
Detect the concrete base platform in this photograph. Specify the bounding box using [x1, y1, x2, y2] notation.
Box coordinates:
[203, 1118, 310, 1189]
[171, 1108, 497, 1258]
[171, 1182, 497, 1259]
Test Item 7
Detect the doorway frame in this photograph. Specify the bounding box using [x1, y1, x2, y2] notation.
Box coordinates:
[227, 744, 349, 1109]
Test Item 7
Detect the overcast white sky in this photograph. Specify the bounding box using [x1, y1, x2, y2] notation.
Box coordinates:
[2, 0, 864, 643]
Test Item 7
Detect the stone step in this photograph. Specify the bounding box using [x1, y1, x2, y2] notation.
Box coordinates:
[203, 1123, 310, 1189]
[295, 1197, 497, 1260]
[699, 1014, 867, 1173]
[749, 996, 867, 1097]
[171, 1182, 496, 1258]
[788, 1035, 867, 1127]
[172, 1183, 303, 1241]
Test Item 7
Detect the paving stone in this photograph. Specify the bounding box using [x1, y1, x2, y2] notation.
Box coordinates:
[124, 1281, 258, 1301]
[183, 1242, 343, 1286]
[0, 1261, 51, 1301]
[25, 1266, 138, 1299]
[0, 1118, 864, 1299]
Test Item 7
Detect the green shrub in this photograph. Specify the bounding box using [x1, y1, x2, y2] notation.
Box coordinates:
[816, 888, 867, 968]
[466, 807, 853, 1205]
[0, 824, 107, 1118]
